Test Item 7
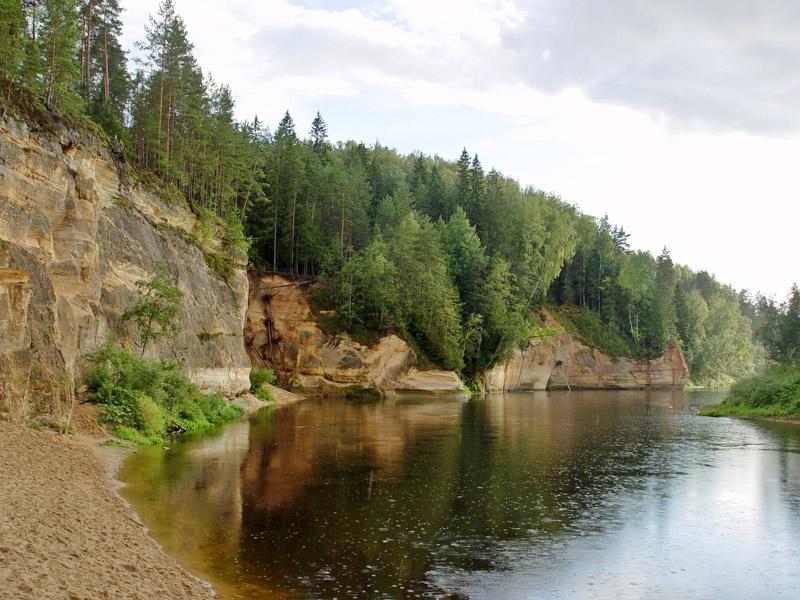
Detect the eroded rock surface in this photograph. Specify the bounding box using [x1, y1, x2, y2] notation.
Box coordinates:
[483, 310, 689, 391]
[0, 112, 250, 422]
[245, 273, 467, 396]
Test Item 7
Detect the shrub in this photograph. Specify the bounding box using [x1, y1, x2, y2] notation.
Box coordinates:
[250, 368, 277, 389]
[136, 393, 166, 439]
[121, 265, 183, 356]
[702, 363, 800, 417]
[249, 368, 276, 403]
[85, 342, 243, 444]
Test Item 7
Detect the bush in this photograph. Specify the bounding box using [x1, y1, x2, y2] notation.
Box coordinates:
[85, 342, 243, 444]
[249, 368, 276, 403]
[250, 367, 277, 389]
[702, 363, 800, 417]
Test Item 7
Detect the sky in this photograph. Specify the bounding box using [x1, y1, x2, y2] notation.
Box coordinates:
[120, 0, 800, 299]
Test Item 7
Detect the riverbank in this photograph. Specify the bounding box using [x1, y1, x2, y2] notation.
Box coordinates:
[0, 420, 216, 599]
[699, 363, 800, 420]
[0, 388, 307, 600]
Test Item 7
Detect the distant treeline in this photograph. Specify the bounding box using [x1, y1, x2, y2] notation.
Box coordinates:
[0, 0, 779, 383]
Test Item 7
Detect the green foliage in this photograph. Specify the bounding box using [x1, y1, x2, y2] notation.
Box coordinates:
[702, 364, 800, 418]
[0, 0, 25, 83]
[692, 294, 756, 386]
[85, 341, 243, 444]
[386, 213, 464, 371]
[755, 285, 800, 363]
[121, 264, 182, 356]
[553, 306, 639, 358]
[472, 257, 530, 371]
[223, 207, 250, 257]
[249, 367, 276, 402]
[39, 0, 82, 111]
[0, 0, 762, 384]
[250, 367, 277, 389]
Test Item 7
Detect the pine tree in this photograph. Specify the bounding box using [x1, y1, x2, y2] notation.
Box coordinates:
[428, 163, 447, 220]
[467, 153, 484, 225]
[21, 0, 44, 89]
[647, 247, 678, 353]
[77, 0, 128, 137]
[269, 110, 302, 272]
[309, 110, 328, 158]
[780, 284, 800, 361]
[454, 148, 470, 215]
[39, 0, 81, 110]
[90, 0, 127, 114]
[276, 110, 296, 141]
[0, 0, 26, 85]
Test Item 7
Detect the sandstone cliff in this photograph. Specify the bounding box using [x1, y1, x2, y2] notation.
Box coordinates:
[245, 273, 467, 396]
[0, 108, 250, 423]
[483, 310, 689, 392]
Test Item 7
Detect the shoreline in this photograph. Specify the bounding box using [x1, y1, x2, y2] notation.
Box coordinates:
[0, 390, 306, 600]
[0, 419, 217, 599]
[696, 404, 800, 425]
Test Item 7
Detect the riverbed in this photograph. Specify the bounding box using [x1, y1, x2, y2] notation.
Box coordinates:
[119, 390, 800, 599]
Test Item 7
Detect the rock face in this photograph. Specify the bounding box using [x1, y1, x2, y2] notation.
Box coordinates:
[0, 111, 250, 422]
[483, 311, 689, 392]
[245, 273, 467, 396]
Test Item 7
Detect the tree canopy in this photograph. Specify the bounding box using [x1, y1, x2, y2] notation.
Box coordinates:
[0, 0, 766, 382]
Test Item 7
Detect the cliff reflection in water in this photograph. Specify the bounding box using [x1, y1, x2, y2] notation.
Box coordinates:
[120, 390, 800, 599]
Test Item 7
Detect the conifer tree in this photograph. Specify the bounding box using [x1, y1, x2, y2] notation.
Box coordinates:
[467, 153, 484, 224]
[647, 247, 678, 353]
[780, 284, 800, 361]
[39, 0, 81, 110]
[0, 0, 26, 84]
[455, 148, 470, 215]
[309, 110, 328, 157]
[428, 163, 447, 220]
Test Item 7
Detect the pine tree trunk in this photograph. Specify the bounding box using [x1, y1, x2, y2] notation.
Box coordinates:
[157, 69, 165, 155]
[85, 1, 93, 104]
[103, 28, 110, 109]
[340, 192, 345, 266]
[290, 190, 297, 276]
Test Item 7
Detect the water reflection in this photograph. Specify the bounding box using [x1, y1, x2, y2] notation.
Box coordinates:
[120, 391, 800, 599]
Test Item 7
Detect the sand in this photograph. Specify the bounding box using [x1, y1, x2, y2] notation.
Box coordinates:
[0, 420, 216, 600]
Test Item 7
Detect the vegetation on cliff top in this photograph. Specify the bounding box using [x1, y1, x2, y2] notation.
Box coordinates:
[0, 0, 768, 383]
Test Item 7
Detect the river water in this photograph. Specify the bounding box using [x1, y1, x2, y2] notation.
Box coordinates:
[119, 390, 800, 599]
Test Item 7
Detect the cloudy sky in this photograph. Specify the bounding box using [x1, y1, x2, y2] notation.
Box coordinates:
[121, 0, 799, 299]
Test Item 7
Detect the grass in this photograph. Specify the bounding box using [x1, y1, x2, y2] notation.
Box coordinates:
[84, 342, 244, 445]
[550, 306, 641, 358]
[701, 363, 800, 418]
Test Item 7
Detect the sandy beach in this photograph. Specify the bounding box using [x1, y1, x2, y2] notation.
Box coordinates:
[0, 420, 216, 600]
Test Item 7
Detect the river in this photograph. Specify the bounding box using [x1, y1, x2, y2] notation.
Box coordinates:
[119, 390, 800, 599]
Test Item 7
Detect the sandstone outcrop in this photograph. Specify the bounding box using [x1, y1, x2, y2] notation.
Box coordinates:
[245, 273, 467, 396]
[0, 109, 250, 422]
[483, 310, 689, 392]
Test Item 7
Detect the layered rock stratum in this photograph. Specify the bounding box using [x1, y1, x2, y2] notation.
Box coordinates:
[483, 310, 689, 392]
[0, 109, 250, 423]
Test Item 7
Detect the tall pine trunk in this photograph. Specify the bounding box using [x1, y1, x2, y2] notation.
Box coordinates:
[103, 28, 110, 108]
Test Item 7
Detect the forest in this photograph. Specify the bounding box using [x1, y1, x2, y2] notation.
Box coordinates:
[0, 0, 787, 385]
